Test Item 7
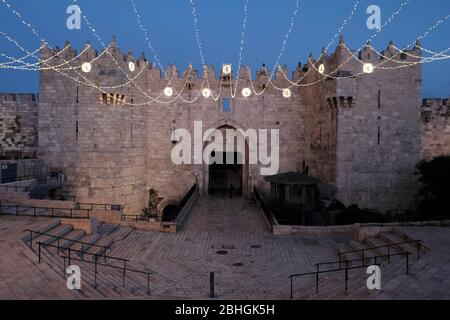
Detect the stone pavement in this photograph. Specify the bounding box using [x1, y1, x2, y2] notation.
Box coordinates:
[0, 196, 449, 299]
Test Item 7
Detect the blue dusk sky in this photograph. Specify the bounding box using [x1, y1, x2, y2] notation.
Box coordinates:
[0, 0, 449, 97]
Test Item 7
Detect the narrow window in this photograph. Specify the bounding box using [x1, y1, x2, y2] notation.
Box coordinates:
[76, 121, 79, 141]
[377, 126, 381, 145]
[76, 86, 79, 103]
[102, 93, 108, 105]
[223, 98, 231, 113]
[378, 90, 381, 109]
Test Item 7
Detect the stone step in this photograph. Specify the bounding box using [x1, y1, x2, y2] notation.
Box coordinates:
[379, 232, 420, 256]
[21, 220, 60, 242]
[336, 243, 362, 267]
[58, 230, 86, 250]
[391, 228, 432, 253]
[33, 224, 74, 247]
[364, 237, 393, 257]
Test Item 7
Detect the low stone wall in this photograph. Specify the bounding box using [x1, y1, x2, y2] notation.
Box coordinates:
[0, 192, 76, 209]
[272, 224, 355, 235]
[60, 217, 98, 234]
[174, 187, 199, 231]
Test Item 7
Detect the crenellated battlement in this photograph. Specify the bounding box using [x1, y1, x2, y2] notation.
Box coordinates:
[0, 93, 38, 104]
[39, 35, 421, 88]
[421, 98, 450, 122]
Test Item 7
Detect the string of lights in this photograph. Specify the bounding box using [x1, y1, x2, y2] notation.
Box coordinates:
[1, 0, 449, 103]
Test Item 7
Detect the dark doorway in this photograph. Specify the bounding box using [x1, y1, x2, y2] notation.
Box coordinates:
[208, 152, 243, 197]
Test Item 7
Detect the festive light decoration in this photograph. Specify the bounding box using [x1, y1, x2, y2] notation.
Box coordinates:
[164, 87, 174, 97]
[0, 0, 449, 106]
[222, 64, 232, 75]
[363, 63, 374, 73]
[128, 61, 136, 72]
[282, 88, 292, 98]
[242, 87, 252, 97]
[202, 88, 211, 98]
[81, 62, 92, 73]
[318, 64, 325, 74]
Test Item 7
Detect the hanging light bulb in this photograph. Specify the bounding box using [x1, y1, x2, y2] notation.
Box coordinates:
[202, 88, 211, 98]
[164, 87, 174, 97]
[128, 61, 136, 72]
[242, 87, 252, 97]
[81, 62, 92, 73]
[282, 88, 292, 98]
[318, 64, 325, 74]
[363, 63, 374, 73]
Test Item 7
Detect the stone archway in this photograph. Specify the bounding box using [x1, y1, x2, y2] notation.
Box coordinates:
[201, 124, 250, 198]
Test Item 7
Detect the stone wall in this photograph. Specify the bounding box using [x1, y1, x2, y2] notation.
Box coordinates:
[0, 93, 38, 157]
[12, 37, 434, 214]
[421, 98, 450, 159]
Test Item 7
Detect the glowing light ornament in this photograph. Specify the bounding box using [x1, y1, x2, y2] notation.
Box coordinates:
[242, 87, 252, 97]
[363, 63, 374, 73]
[202, 88, 211, 98]
[81, 62, 92, 73]
[222, 64, 232, 75]
[164, 87, 174, 97]
[128, 61, 136, 72]
[282, 88, 292, 98]
[318, 64, 325, 74]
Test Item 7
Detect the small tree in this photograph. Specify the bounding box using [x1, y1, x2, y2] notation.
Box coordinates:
[416, 155, 450, 218]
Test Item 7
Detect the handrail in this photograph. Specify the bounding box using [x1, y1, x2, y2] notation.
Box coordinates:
[170, 184, 198, 222]
[37, 241, 151, 295]
[337, 239, 424, 264]
[254, 187, 277, 232]
[24, 229, 112, 254]
[0, 185, 30, 192]
[77, 203, 123, 211]
[1, 203, 91, 219]
[289, 252, 411, 299]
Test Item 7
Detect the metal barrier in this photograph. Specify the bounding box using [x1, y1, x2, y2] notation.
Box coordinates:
[0, 203, 91, 219]
[36, 241, 151, 295]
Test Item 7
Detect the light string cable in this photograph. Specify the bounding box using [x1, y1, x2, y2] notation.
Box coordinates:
[0, 0, 179, 102]
[340, 12, 450, 68]
[249, 0, 302, 96]
[0, 0, 153, 93]
[231, 0, 250, 98]
[0, 0, 111, 71]
[0, 43, 45, 66]
[275, 0, 361, 89]
[188, 0, 226, 102]
[130, 0, 165, 77]
[130, 0, 210, 104]
[313, 10, 450, 77]
[71, 0, 182, 104]
[281, 0, 413, 87]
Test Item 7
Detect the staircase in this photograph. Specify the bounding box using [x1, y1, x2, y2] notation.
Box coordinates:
[290, 228, 431, 300]
[22, 221, 152, 299]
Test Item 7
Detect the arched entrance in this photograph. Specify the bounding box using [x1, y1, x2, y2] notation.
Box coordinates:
[202, 125, 250, 198]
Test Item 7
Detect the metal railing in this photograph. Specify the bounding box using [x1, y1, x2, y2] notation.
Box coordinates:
[35, 241, 152, 295]
[360, 216, 449, 227]
[254, 187, 276, 232]
[24, 229, 112, 256]
[289, 251, 412, 299]
[0, 185, 30, 192]
[1, 203, 91, 219]
[76, 203, 123, 211]
[337, 239, 424, 265]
